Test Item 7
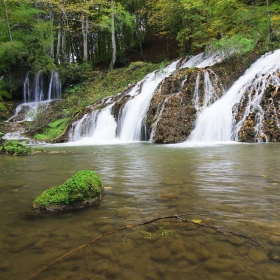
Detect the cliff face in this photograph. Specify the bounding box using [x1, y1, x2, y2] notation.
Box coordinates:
[145, 54, 256, 144]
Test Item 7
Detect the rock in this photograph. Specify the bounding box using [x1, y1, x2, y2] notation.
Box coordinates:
[269, 234, 280, 245]
[168, 240, 187, 253]
[248, 248, 267, 263]
[204, 257, 235, 271]
[31, 170, 103, 213]
[150, 246, 171, 261]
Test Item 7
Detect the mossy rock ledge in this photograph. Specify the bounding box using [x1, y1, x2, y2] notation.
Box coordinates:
[31, 170, 104, 213]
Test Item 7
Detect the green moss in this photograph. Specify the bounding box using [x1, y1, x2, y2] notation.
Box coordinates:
[32, 170, 103, 208]
[34, 118, 69, 142]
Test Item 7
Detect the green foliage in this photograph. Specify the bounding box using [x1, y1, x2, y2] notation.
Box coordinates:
[1, 140, 31, 155]
[207, 34, 256, 57]
[0, 41, 25, 73]
[60, 63, 94, 84]
[0, 80, 12, 111]
[32, 170, 103, 207]
[34, 118, 70, 142]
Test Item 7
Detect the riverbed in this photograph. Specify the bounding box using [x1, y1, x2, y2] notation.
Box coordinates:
[1, 143, 280, 279]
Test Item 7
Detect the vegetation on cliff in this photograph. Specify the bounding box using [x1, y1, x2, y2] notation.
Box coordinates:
[32, 170, 104, 212]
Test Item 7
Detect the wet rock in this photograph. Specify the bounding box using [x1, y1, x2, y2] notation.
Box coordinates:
[227, 236, 243, 245]
[177, 251, 200, 264]
[195, 236, 206, 244]
[204, 241, 234, 257]
[157, 193, 179, 201]
[268, 250, 280, 262]
[184, 240, 201, 252]
[204, 257, 235, 271]
[235, 246, 248, 256]
[248, 248, 267, 263]
[146, 270, 160, 280]
[150, 246, 171, 261]
[179, 264, 199, 273]
[0, 260, 10, 271]
[118, 254, 135, 267]
[269, 234, 280, 245]
[10, 239, 35, 253]
[235, 272, 262, 280]
[93, 245, 114, 258]
[98, 224, 114, 233]
[196, 247, 209, 260]
[168, 240, 187, 253]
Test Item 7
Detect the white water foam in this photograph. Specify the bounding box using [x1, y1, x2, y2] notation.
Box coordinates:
[185, 49, 280, 144]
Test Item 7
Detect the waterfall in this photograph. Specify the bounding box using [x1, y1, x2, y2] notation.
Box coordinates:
[69, 106, 118, 144]
[187, 49, 280, 142]
[48, 71, 61, 100]
[8, 71, 62, 122]
[23, 71, 61, 103]
[23, 74, 30, 104]
[69, 52, 227, 144]
[118, 60, 180, 141]
[33, 71, 44, 102]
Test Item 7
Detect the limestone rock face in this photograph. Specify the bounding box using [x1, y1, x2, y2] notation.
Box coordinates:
[32, 170, 103, 213]
[146, 68, 224, 143]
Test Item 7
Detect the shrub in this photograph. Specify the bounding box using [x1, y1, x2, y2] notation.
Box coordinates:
[2, 140, 31, 155]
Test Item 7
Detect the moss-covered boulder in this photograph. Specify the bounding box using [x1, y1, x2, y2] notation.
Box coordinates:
[31, 170, 104, 213]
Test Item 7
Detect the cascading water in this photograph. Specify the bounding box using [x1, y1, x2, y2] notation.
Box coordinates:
[69, 106, 118, 144]
[118, 60, 180, 142]
[8, 71, 62, 123]
[69, 52, 227, 144]
[187, 49, 280, 143]
[148, 68, 224, 143]
[24, 71, 61, 103]
[48, 71, 61, 100]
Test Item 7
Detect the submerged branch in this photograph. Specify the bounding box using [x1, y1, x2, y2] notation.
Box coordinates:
[27, 213, 265, 280]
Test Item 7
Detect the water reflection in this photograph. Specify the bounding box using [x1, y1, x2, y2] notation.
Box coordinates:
[1, 144, 280, 279]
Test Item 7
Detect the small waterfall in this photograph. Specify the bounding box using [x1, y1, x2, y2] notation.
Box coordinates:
[187, 49, 280, 142]
[48, 71, 61, 100]
[69, 106, 117, 144]
[23, 71, 61, 103]
[118, 60, 180, 141]
[23, 74, 31, 104]
[8, 71, 62, 122]
[33, 71, 44, 102]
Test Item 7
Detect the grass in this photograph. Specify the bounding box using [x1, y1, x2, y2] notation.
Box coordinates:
[33, 118, 70, 142]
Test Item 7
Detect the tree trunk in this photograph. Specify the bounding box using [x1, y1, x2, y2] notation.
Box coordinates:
[56, 24, 61, 63]
[49, 8, 54, 58]
[109, 0, 116, 70]
[61, 26, 68, 65]
[1, 0, 12, 41]
[82, 15, 88, 62]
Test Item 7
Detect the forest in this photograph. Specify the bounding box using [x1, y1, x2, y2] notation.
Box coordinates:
[1, 0, 280, 96]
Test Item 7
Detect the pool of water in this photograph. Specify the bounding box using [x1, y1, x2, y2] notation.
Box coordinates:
[1, 143, 280, 279]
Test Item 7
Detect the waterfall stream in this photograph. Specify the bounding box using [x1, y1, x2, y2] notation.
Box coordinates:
[187, 49, 280, 143]
[70, 52, 225, 144]
[9, 71, 62, 123]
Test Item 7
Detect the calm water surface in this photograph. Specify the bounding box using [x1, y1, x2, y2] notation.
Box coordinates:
[1, 143, 280, 279]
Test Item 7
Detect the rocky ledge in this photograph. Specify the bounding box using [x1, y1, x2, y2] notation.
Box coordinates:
[31, 170, 104, 213]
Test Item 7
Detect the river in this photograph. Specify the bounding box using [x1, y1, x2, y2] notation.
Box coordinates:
[1, 143, 280, 279]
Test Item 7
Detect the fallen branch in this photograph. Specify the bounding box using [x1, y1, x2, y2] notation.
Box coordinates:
[27, 213, 264, 280]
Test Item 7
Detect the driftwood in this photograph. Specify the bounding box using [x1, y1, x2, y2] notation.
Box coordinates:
[27, 213, 265, 280]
